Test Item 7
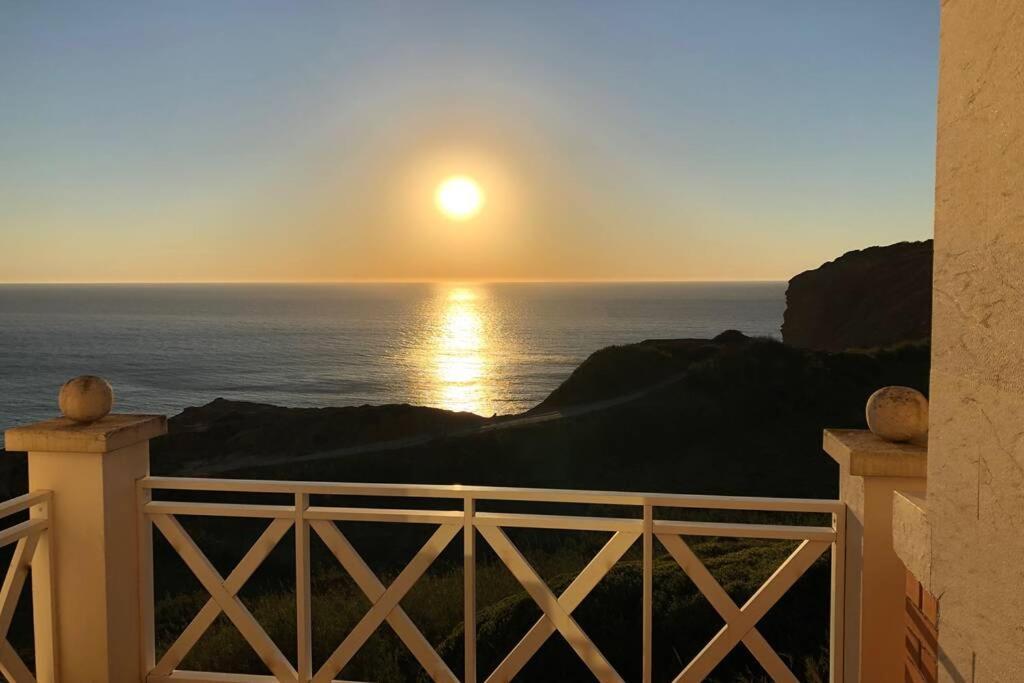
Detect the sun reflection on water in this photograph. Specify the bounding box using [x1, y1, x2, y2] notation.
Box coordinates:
[432, 286, 492, 415]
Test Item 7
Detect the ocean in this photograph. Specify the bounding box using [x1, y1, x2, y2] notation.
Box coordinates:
[0, 283, 785, 437]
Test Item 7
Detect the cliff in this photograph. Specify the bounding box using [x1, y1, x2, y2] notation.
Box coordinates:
[782, 240, 933, 351]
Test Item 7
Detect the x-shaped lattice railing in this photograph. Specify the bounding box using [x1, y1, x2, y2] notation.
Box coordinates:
[0, 527, 42, 683]
[141, 479, 842, 683]
[309, 520, 460, 683]
[480, 527, 638, 683]
[150, 516, 295, 678]
[659, 534, 830, 683]
[152, 514, 299, 681]
[152, 513, 463, 683]
[480, 527, 827, 683]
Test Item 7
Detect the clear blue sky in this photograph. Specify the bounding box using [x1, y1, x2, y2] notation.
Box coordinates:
[0, 1, 939, 282]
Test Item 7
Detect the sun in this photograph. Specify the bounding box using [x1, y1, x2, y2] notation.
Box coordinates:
[435, 176, 484, 220]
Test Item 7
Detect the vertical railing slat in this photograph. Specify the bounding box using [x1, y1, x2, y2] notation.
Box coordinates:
[642, 503, 654, 683]
[30, 492, 58, 683]
[296, 492, 313, 682]
[464, 496, 477, 683]
[830, 506, 847, 683]
[137, 483, 156, 677]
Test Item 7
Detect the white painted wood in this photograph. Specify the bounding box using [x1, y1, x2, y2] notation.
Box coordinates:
[149, 672, 284, 683]
[0, 533, 41, 639]
[142, 477, 843, 513]
[312, 524, 460, 683]
[463, 497, 477, 683]
[152, 514, 298, 683]
[0, 639, 35, 683]
[0, 491, 51, 520]
[26, 492, 56, 683]
[306, 506, 463, 525]
[653, 519, 835, 542]
[0, 529, 42, 683]
[642, 504, 653, 683]
[830, 508, 846, 683]
[0, 520, 47, 549]
[474, 511, 640, 533]
[295, 494, 312, 683]
[149, 672, 370, 683]
[152, 518, 293, 676]
[669, 538, 829, 682]
[138, 483, 157, 675]
[658, 533, 797, 682]
[137, 476, 847, 683]
[22, 435, 153, 681]
[478, 525, 625, 683]
[310, 520, 458, 682]
[145, 501, 296, 519]
[485, 530, 637, 683]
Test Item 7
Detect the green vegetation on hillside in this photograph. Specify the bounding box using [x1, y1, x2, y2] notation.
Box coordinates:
[137, 334, 929, 681]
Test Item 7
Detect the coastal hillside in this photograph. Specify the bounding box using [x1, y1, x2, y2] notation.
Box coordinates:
[139, 334, 929, 681]
[0, 245, 935, 679]
[782, 240, 932, 351]
[227, 334, 928, 496]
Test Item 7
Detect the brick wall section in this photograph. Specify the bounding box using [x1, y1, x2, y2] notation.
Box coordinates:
[905, 571, 939, 683]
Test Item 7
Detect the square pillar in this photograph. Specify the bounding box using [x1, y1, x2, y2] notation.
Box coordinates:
[824, 428, 927, 683]
[5, 414, 166, 683]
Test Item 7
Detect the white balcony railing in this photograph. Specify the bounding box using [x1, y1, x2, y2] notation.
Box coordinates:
[138, 478, 846, 683]
[0, 491, 55, 683]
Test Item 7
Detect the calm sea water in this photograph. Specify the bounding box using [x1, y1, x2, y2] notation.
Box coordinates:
[0, 283, 784, 436]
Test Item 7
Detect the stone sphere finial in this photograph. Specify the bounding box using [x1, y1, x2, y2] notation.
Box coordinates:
[866, 386, 928, 443]
[59, 375, 114, 423]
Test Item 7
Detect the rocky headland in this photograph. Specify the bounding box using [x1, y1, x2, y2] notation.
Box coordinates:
[783, 240, 932, 351]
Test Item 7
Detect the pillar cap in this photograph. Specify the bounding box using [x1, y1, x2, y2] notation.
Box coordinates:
[824, 428, 927, 478]
[5, 414, 167, 454]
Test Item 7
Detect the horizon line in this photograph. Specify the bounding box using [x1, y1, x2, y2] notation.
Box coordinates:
[0, 277, 790, 286]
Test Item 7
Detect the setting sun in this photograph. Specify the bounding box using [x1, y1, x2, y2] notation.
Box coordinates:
[435, 176, 484, 220]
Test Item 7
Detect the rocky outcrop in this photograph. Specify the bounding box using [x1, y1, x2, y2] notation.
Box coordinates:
[782, 240, 932, 351]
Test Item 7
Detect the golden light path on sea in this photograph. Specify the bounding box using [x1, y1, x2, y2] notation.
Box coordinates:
[432, 286, 492, 415]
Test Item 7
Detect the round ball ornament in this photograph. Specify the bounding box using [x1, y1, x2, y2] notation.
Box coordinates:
[58, 375, 114, 423]
[865, 386, 928, 443]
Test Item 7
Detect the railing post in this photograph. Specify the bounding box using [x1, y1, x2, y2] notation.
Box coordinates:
[5, 387, 166, 683]
[296, 492, 312, 683]
[642, 503, 653, 683]
[824, 428, 926, 683]
[27, 492, 58, 683]
[463, 496, 477, 683]
[138, 481, 156, 676]
[829, 504, 846, 683]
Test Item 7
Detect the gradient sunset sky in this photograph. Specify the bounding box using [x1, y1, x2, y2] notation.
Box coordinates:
[1, 1, 938, 283]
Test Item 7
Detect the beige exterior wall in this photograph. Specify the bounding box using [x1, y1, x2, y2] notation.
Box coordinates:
[929, 2, 1024, 681]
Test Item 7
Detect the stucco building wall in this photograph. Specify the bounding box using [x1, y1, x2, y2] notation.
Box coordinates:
[929, 1, 1024, 681]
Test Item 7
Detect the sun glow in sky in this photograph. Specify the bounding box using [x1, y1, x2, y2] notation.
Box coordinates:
[0, 2, 938, 283]
[436, 176, 484, 221]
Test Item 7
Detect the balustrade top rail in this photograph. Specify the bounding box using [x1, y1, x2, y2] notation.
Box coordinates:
[141, 476, 844, 514]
